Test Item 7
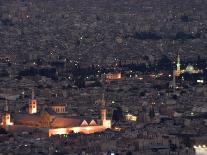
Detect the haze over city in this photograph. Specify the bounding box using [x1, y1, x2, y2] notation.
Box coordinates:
[0, 0, 207, 155]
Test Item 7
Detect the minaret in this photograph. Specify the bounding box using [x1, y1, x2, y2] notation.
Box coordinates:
[173, 70, 176, 92]
[101, 93, 106, 123]
[1, 100, 14, 127]
[176, 53, 181, 76]
[5, 99, 8, 112]
[29, 89, 37, 114]
[100, 93, 111, 129]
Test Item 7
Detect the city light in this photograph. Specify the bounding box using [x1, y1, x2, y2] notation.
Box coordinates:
[126, 114, 137, 122]
[0, 0, 206, 154]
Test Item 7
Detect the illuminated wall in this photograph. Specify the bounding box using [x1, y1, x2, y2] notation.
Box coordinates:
[29, 99, 37, 114]
[194, 145, 207, 155]
[103, 120, 111, 129]
[125, 114, 137, 122]
[1, 113, 14, 126]
[106, 73, 122, 80]
[101, 109, 106, 122]
[49, 125, 108, 137]
[51, 105, 66, 113]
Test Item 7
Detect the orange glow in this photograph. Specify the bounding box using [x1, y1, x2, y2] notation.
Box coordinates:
[86, 126, 91, 131]
[49, 123, 112, 137]
[103, 120, 111, 129]
[126, 114, 137, 122]
[106, 73, 122, 80]
[49, 128, 67, 137]
[29, 99, 37, 114]
[1, 113, 14, 126]
[72, 127, 80, 133]
[89, 120, 97, 126]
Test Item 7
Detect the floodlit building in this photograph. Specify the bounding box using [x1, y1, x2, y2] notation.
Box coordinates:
[49, 94, 111, 137]
[1, 100, 13, 127]
[106, 73, 122, 80]
[49, 103, 67, 114]
[1, 92, 111, 137]
[28, 89, 37, 114]
[175, 54, 203, 77]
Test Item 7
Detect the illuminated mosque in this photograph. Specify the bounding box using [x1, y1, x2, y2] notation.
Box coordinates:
[1, 91, 111, 137]
[174, 53, 203, 77]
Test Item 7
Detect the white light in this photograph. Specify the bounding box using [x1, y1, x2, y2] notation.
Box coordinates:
[197, 80, 204, 84]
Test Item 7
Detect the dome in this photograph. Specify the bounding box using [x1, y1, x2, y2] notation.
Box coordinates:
[186, 65, 194, 73]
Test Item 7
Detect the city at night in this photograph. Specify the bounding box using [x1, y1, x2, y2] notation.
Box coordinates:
[0, 0, 207, 155]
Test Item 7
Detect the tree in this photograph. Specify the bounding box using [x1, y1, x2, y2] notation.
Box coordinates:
[0, 128, 7, 134]
[112, 107, 124, 122]
[149, 107, 155, 119]
[157, 55, 172, 71]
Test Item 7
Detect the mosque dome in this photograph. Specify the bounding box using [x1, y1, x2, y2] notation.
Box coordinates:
[186, 65, 194, 73]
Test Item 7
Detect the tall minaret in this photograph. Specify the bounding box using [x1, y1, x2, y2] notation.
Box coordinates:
[5, 100, 8, 112]
[29, 89, 37, 114]
[176, 53, 181, 76]
[101, 93, 106, 123]
[100, 93, 111, 129]
[173, 70, 176, 92]
[1, 100, 13, 127]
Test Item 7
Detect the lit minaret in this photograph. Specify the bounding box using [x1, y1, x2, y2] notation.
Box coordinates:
[101, 93, 106, 123]
[176, 53, 181, 76]
[29, 89, 37, 114]
[100, 93, 111, 129]
[1, 100, 13, 127]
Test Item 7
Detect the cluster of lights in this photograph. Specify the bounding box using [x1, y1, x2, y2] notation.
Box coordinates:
[138, 77, 143, 80]
[114, 127, 121, 131]
[194, 145, 206, 148]
[197, 80, 204, 84]
[125, 114, 137, 122]
[152, 102, 156, 105]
